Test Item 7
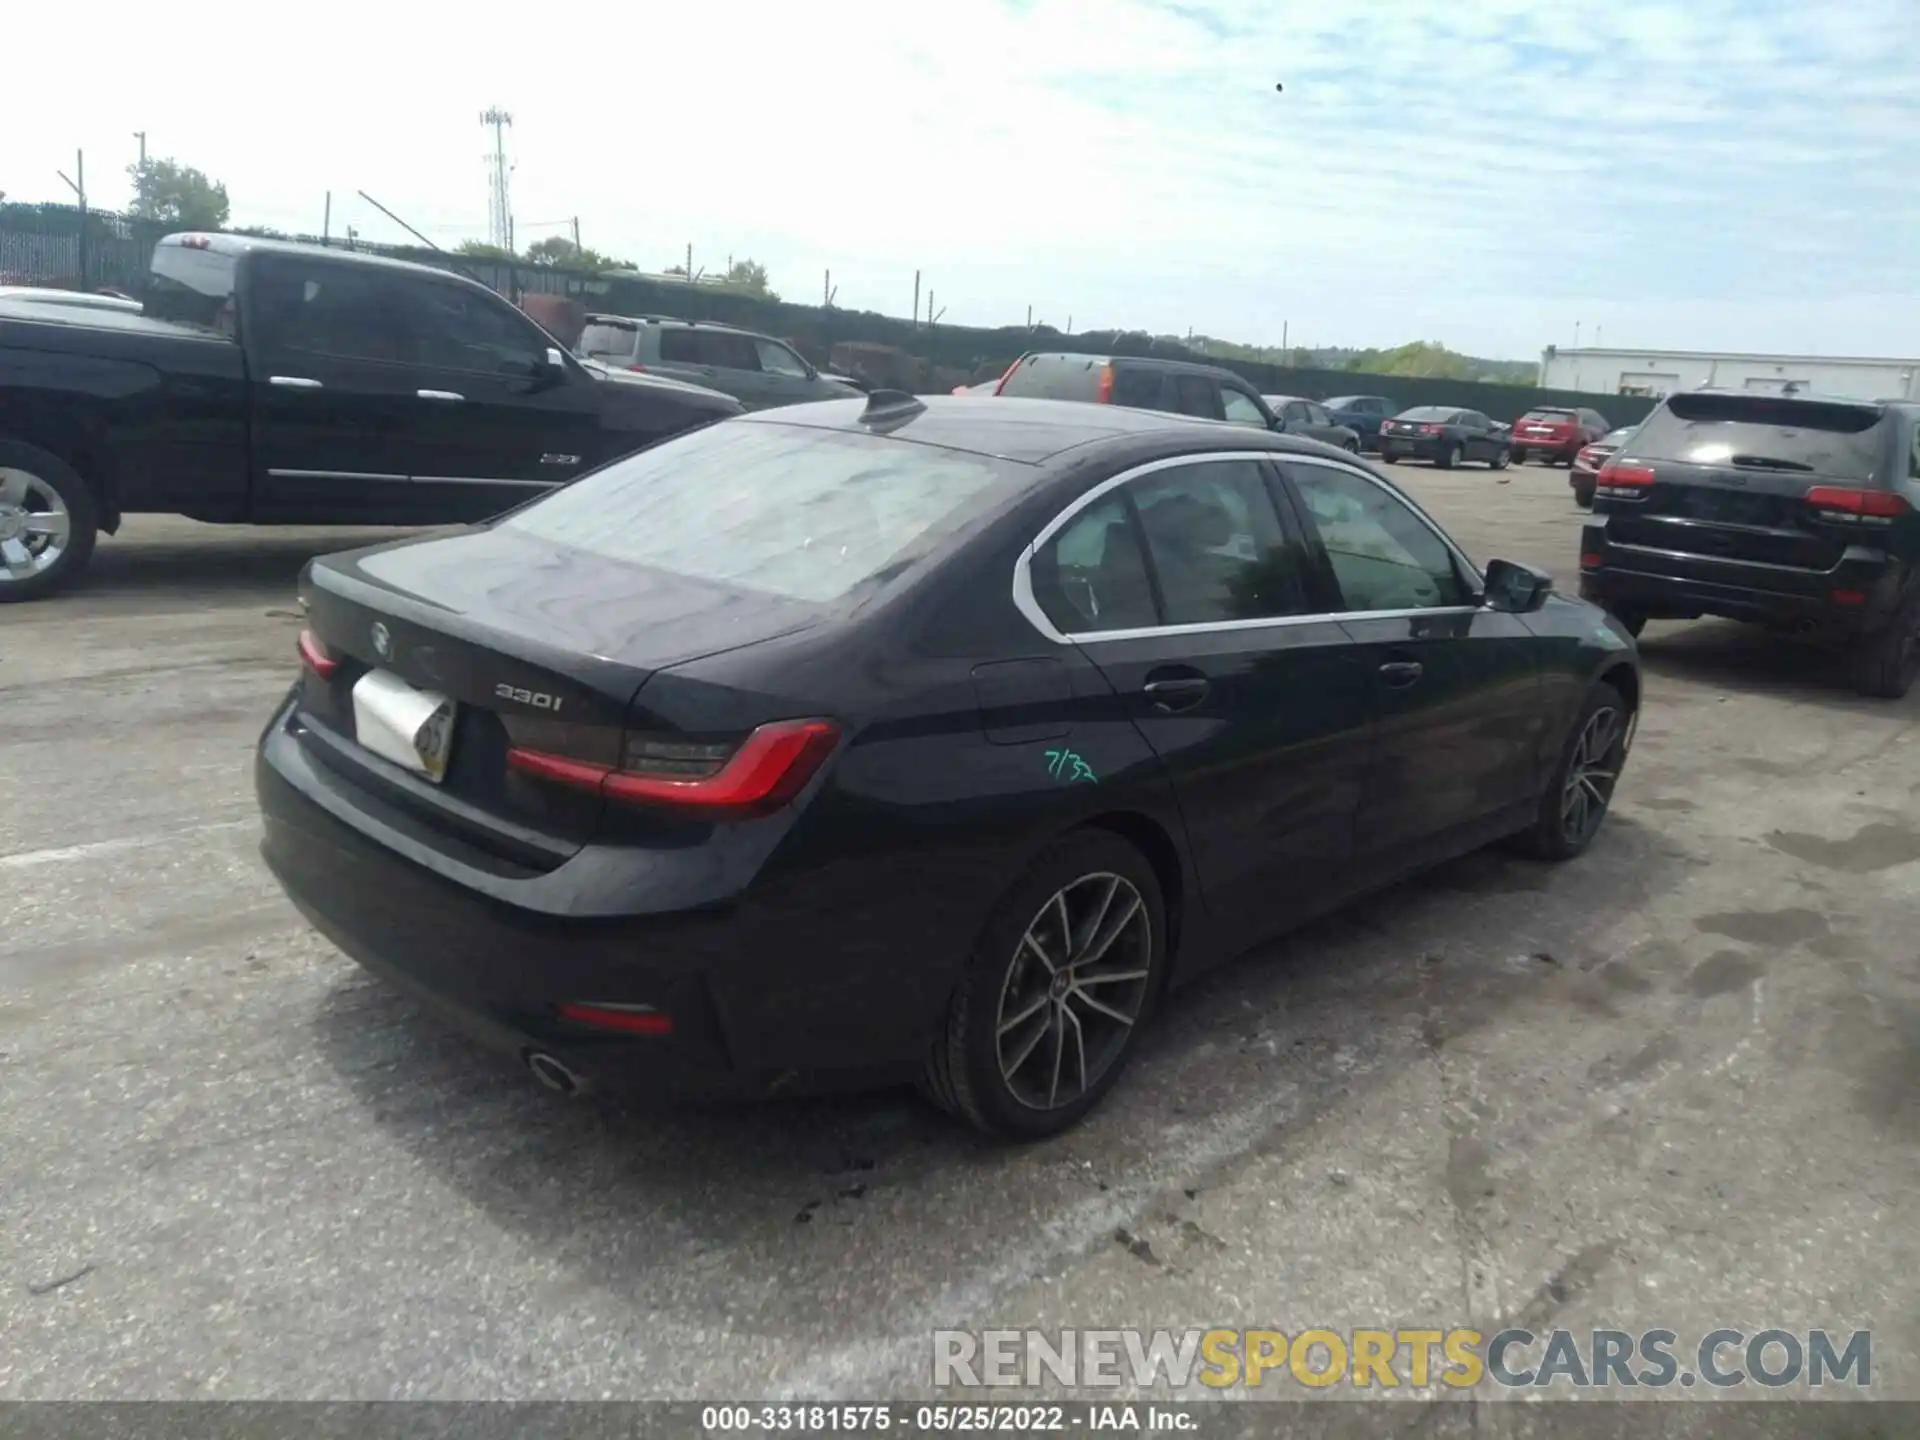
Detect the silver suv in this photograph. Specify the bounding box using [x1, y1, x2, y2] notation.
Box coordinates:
[575, 314, 861, 410]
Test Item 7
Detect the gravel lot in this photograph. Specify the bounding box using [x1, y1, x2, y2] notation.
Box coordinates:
[2, 458, 1916, 1408]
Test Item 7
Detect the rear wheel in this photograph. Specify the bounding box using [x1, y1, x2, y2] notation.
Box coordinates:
[1343, 438, 1360, 454]
[1573, 483, 1595, 509]
[1436, 443, 1462, 470]
[921, 830, 1166, 1139]
[1849, 591, 1920, 699]
[1513, 681, 1630, 861]
[0, 441, 98, 603]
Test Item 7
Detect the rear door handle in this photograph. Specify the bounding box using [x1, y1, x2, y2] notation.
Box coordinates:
[417, 389, 465, 401]
[1143, 676, 1211, 712]
[269, 375, 322, 389]
[1378, 660, 1424, 687]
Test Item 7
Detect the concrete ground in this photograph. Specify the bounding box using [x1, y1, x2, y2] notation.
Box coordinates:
[2, 461, 1916, 1411]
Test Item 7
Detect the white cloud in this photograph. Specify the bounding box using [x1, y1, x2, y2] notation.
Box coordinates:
[4, 0, 1915, 358]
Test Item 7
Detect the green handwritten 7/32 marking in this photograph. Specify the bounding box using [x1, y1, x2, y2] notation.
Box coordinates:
[1045, 748, 1099, 783]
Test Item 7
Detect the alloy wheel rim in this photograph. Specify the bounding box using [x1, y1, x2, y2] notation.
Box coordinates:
[994, 872, 1153, 1111]
[0, 469, 72, 584]
[1561, 705, 1622, 844]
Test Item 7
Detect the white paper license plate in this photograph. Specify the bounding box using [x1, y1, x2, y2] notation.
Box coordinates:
[351, 669, 457, 783]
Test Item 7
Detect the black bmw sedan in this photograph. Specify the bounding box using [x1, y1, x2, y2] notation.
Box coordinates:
[257, 393, 1641, 1138]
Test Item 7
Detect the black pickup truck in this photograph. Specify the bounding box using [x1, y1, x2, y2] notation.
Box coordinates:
[0, 233, 743, 601]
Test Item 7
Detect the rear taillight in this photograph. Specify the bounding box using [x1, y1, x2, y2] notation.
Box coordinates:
[1419, 423, 1443, 435]
[1581, 552, 1604, 568]
[1096, 362, 1115, 404]
[556, 1002, 674, 1036]
[507, 717, 841, 816]
[297, 629, 339, 679]
[1804, 486, 1909, 523]
[1576, 446, 1598, 467]
[1596, 460, 1655, 498]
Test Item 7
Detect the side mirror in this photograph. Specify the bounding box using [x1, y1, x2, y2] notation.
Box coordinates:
[1484, 558, 1553, 613]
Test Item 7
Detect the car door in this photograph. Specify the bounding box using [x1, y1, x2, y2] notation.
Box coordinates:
[1023, 454, 1374, 955]
[1276, 457, 1544, 873]
[752, 336, 820, 407]
[1305, 402, 1345, 445]
[244, 254, 433, 523]
[395, 277, 605, 519]
[1278, 400, 1313, 436]
[1458, 411, 1493, 461]
[650, 328, 722, 390]
[700, 330, 773, 408]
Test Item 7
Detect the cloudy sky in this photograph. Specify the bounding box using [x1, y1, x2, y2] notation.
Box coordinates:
[8, 0, 1916, 359]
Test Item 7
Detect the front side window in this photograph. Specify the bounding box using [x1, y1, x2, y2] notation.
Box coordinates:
[1130, 460, 1304, 625]
[755, 338, 810, 377]
[147, 244, 238, 334]
[1289, 465, 1472, 613]
[505, 422, 1014, 604]
[1282, 401, 1311, 424]
[406, 283, 544, 375]
[1307, 403, 1332, 426]
[1220, 389, 1268, 427]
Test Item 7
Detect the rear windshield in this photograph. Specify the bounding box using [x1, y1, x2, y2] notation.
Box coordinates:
[1633, 393, 1886, 480]
[998, 355, 1109, 400]
[1521, 408, 1576, 422]
[577, 321, 640, 358]
[1323, 396, 1373, 410]
[145, 244, 238, 334]
[1397, 406, 1454, 421]
[502, 422, 1017, 603]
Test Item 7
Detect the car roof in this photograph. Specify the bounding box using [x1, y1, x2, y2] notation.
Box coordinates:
[1017, 351, 1253, 382]
[583, 311, 760, 338]
[737, 395, 1336, 466]
[159, 232, 505, 290]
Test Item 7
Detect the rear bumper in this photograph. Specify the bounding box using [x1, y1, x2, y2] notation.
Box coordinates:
[1514, 437, 1579, 459]
[1380, 436, 1443, 460]
[1578, 526, 1903, 634]
[255, 699, 940, 1098]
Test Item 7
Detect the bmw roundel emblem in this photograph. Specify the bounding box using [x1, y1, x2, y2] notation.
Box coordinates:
[371, 622, 393, 661]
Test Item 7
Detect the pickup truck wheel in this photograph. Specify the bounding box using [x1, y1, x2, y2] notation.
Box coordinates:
[0, 441, 99, 603]
[1849, 591, 1920, 700]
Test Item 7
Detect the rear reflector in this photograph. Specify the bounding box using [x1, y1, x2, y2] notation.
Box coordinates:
[298, 629, 339, 679]
[1831, 589, 1868, 606]
[1096, 362, 1115, 404]
[1805, 485, 1909, 520]
[1581, 552, 1603, 569]
[508, 717, 841, 816]
[1598, 460, 1656, 488]
[556, 1002, 674, 1036]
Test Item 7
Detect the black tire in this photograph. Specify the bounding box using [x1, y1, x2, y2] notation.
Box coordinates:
[0, 440, 99, 603]
[1435, 443, 1462, 470]
[1380, 452, 1397, 465]
[1511, 681, 1631, 861]
[921, 829, 1167, 1140]
[1489, 447, 1510, 471]
[1849, 590, 1920, 699]
[1573, 483, 1595, 509]
[1343, 439, 1360, 455]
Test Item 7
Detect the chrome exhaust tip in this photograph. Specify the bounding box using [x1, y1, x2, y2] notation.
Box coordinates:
[525, 1051, 585, 1096]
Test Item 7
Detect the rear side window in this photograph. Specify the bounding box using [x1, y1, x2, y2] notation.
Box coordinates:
[578, 321, 639, 359]
[1633, 393, 1887, 480]
[1131, 461, 1302, 623]
[503, 423, 1013, 604]
[1110, 367, 1164, 409]
[246, 259, 410, 363]
[1032, 496, 1158, 634]
[1172, 375, 1221, 419]
[147, 244, 238, 334]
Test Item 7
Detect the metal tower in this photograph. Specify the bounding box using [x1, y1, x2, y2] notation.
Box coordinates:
[481, 107, 515, 253]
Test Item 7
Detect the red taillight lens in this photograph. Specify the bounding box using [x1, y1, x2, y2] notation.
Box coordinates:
[626, 363, 648, 372]
[556, 1002, 674, 1036]
[297, 628, 339, 679]
[508, 717, 841, 816]
[1581, 552, 1604, 568]
[1831, 589, 1868, 606]
[1419, 423, 1443, 435]
[1095, 363, 1115, 404]
[1576, 447, 1597, 466]
[1805, 485, 1909, 520]
[1598, 460, 1656, 488]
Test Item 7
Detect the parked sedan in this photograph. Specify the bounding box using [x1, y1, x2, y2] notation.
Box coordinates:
[1378, 406, 1512, 469]
[258, 393, 1640, 1138]
[1262, 395, 1360, 451]
[1569, 425, 1639, 508]
[1322, 394, 1397, 452]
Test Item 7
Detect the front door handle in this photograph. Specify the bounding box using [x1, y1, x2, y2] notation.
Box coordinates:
[1378, 660, 1424, 687]
[269, 375, 322, 389]
[1143, 675, 1210, 712]
[417, 389, 465, 401]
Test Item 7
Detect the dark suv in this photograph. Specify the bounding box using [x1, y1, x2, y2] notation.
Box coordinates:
[1578, 390, 1920, 697]
[994, 352, 1287, 430]
[576, 315, 861, 410]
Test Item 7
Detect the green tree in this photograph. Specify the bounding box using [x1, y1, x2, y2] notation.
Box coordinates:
[523, 235, 630, 271]
[455, 240, 515, 260]
[725, 258, 777, 300]
[127, 158, 230, 231]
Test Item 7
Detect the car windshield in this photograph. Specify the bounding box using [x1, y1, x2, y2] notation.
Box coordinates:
[502, 421, 1019, 603]
[1633, 394, 1885, 479]
[577, 321, 640, 358]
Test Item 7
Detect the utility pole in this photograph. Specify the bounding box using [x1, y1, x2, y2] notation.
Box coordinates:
[480, 107, 515, 253]
[322, 191, 331, 247]
[133, 131, 147, 168]
[911, 270, 921, 330]
[686, 242, 693, 283]
[1026, 304, 1032, 327]
[1282, 320, 1289, 354]
[571, 216, 581, 253]
[57, 151, 87, 289]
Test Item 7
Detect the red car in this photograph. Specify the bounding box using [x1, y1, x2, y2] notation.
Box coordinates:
[1510, 406, 1611, 465]
[1568, 425, 1639, 508]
